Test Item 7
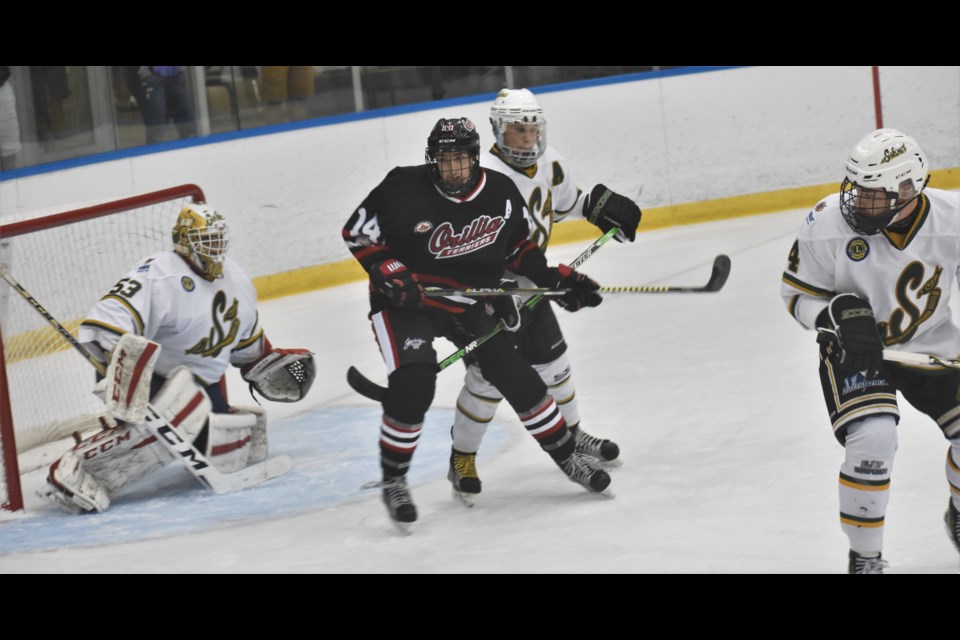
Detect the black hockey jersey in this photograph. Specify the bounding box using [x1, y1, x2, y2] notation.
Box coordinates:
[343, 165, 550, 313]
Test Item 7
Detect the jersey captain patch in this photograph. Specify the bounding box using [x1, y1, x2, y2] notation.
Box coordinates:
[846, 238, 870, 262]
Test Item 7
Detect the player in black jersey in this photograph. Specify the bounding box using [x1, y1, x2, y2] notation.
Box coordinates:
[343, 117, 611, 529]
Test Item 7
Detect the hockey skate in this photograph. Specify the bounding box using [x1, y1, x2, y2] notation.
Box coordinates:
[945, 500, 960, 555]
[558, 452, 612, 495]
[848, 550, 888, 574]
[381, 476, 417, 533]
[448, 449, 481, 507]
[571, 425, 621, 467]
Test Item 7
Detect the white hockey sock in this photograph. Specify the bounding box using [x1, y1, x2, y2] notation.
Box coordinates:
[839, 415, 897, 554]
[452, 363, 502, 454]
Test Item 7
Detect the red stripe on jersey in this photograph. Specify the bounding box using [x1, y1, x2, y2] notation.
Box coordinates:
[452, 169, 487, 202]
[507, 239, 539, 272]
[381, 311, 400, 370]
[125, 341, 159, 407]
[424, 298, 466, 314]
[418, 274, 471, 289]
[353, 245, 388, 261]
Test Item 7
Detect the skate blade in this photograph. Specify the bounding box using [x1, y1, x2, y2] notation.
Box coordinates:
[597, 458, 623, 469]
[391, 519, 414, 535]
[451, 488, 477, 507]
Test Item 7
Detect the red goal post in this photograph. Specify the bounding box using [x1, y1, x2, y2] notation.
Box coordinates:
[0, 184, 206, 512]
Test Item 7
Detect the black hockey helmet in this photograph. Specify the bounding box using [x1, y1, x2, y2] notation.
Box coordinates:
[425, 117, 482, 197]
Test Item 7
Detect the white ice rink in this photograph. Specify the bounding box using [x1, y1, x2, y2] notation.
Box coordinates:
[2, 208, 959, 574]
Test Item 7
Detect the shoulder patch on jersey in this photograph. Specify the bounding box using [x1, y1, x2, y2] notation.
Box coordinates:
[137, 263, 152, 273]
[414, 220, 433, 234]
[181, 276, 196, 291]
[846, 238, 870, 262]
[815, 201, 828, 212]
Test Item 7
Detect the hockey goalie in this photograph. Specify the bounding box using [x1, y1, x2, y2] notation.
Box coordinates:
[40, 203, 316, 513]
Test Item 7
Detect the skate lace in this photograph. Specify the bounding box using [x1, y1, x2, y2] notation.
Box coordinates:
[574, 429, 607, 457]
[381, 478, 413, 507]
[562, 453, 596, 483]
[851, 555, 889, 574]
[452, 453, 478, 479]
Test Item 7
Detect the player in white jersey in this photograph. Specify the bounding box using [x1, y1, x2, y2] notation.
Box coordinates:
[40, 203, 316, 513]
[448, 88, 642, 504]
[780, 128, 960, 573]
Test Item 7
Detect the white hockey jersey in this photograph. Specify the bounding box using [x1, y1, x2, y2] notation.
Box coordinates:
[781, 187, 960, 363]
[481, 145, 590, 250]
[78, 251, 264, 384]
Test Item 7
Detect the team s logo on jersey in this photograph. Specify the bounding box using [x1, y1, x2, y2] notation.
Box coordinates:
[414, 221, 433, 234]
[846, 238, 870, 262]
[181, 276, 196, 291]
[428, 215, 505, 259]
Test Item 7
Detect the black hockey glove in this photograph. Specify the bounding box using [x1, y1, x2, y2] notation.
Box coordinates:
[545, 264, 602, 312]
[488, 278, 522, 333]
[369, 259, 424, 310]
[584, 184, 641, 243]
[825, 293, 884, 377]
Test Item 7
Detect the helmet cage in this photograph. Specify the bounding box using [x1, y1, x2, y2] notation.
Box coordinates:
[172, 205, 230, 280]
[426, 118, 482, 197]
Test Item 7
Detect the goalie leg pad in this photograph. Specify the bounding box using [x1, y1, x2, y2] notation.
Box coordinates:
[452, 363, 502, 453]
[151, 366, 212, 443]
[533, 354, 580, 428]
[43, 450, 111, 513]
[206, 406, 267, 472]
[104, 334, 161, 423]
[70, 420, 174, 495]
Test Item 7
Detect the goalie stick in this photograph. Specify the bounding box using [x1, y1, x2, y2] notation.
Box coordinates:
[421, 254, 732, 297]
[816, 328, 960, 369]
[0, 267, 291, 494]
[346, 227, 620, 402]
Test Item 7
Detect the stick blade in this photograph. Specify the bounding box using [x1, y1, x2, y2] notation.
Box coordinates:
[705, 255, 731, 292]
[347, 366, 387, 402]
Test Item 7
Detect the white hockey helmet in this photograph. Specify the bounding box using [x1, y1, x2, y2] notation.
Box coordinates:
[839, 128, 929, 235]
[172, 203, 229, 280]
[489, 88, 547, 168]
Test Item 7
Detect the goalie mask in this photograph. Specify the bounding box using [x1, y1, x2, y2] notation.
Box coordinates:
[172, 203, 230, 281]
[839, 128, 929, 236]
[426, 117, 482, 198]
[489, 88, 546, 168]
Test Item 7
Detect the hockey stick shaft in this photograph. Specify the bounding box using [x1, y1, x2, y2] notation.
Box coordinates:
[0, 267, 289, 494]
[817, 328, 960, 369]
[346, 228, 620, 401]
[422, 255, 731, 297]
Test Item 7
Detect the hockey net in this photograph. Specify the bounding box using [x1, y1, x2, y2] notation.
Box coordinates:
[0, 184, 206, 511]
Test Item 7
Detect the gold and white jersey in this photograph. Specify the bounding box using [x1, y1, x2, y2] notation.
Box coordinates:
[781, 187, 960, 362]
[78, 251, 264, 384]
[481, 145, 589, 251]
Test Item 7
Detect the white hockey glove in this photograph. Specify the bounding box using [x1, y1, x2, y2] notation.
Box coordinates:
[240, 348, 316, 402]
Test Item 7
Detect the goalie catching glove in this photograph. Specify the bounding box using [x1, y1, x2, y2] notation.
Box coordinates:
[241, 347, 317, 402]
[584, 184, 641, 242]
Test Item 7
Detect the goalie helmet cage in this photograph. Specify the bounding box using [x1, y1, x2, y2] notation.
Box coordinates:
[0, 184, 206, 512]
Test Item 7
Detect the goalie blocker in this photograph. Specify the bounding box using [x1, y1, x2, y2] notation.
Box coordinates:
[41, 335, 315, 513]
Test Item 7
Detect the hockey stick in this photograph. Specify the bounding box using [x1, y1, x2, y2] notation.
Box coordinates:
[346, 227, 620, 402]
[816, 328, 960, 369]
[421, 254, 732, 297]
[0, 267, 291, 494]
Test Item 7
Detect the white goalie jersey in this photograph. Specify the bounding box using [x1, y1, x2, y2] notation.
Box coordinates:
[781, 187, 960, 362]
[77, 251, 264, 384]
[481, 145, 589, 250]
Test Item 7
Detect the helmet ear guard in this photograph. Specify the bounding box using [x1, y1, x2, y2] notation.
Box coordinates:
[172, 203, 230, 280]
[839, 128, 928, 236]
[489, 88, 546, 168]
